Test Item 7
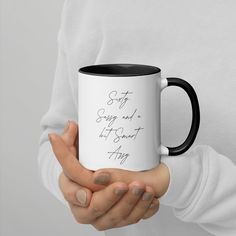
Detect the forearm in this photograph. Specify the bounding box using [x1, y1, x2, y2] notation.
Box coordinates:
[160, 145, 236, 235]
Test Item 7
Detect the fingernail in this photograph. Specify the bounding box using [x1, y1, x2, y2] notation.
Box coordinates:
[114, 188, 127, 197]
[64, 121, 70, 133]
[132, 187, 144, 196]
[142, 192, 153, 201]
[94, 173, 111, 185]
[76, 189, 87, 206]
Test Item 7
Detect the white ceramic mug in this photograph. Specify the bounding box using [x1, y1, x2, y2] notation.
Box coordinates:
[78, 64, 200, 171]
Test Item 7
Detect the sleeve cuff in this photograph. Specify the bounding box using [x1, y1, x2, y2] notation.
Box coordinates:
[159, 145, 208, 209]
[159, 154, 191, 207]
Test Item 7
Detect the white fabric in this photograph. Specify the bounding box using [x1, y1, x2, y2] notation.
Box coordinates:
[38, 1, 236, 235]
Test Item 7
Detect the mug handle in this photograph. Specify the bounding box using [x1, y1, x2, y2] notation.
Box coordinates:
[161, 77, 200, 156]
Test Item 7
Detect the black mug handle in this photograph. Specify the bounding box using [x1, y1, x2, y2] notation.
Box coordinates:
[162, 77, 200, 156]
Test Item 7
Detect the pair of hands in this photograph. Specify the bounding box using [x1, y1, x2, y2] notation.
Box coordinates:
[49, 121, 170, 231]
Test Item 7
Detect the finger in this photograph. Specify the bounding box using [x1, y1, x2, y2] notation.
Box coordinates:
[94, 168, 137, 186]
[49, 133, 99, 191]
[93, 163, 169, 197]
[61, 120, 78, 147]
[115, 185, 155, 227]
[94, 167, 157, 187]
[59, 172, 92, 207]
[69, 182, 128, 224]
[142, 198, 160, 219]
[62, 120, 70, 134]
[92, 181, 145, 230]
[61, 121, 78, 157]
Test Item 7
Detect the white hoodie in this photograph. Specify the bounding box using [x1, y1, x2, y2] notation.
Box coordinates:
[38, 1, 236, 235]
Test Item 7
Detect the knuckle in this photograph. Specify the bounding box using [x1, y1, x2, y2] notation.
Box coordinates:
[108, 210, 126, 222]
[93, 222, 107, 231]
[118, 211, 129, 220]
[108, 215, 119, 225]
[93, 214, 119, 231]
[118, 217, 138, 226]
[74, 213, 91, 224]
[70, 210, 89, 224]
[69, 205, 93, 225]
[74, 216, 87, 224]
[143, 211, 155, 219]
[129, 217, 141, 225]
[90, 206, 104, 216]
[63, 189, 75, 203]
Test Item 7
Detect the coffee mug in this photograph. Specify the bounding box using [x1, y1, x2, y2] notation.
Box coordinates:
[78, 64, 200, 171]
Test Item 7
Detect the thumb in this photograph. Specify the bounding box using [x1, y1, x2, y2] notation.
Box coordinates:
[48, 133, 102, 191]
[59, 172, 92, 207]
[61, 120, 78, 147]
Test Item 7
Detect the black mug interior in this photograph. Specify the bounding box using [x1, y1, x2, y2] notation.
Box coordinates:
[79, 64, 161, 77]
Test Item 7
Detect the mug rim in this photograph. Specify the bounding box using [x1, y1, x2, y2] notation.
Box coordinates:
[78, 63, 161, 77]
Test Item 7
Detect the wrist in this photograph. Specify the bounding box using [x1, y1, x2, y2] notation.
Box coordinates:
[154, 163, 170, 198]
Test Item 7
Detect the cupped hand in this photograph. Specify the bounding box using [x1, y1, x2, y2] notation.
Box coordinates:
[60, 171, 159, 230]
[49, 121, 159, 230]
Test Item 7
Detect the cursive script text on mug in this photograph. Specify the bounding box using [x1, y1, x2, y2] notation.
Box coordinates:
[107, 90, 133, 109]
[96, 108, 138, 127]
[107, 145, 129, 165]
[95, 89, 144, 166]
[99, 126, 144, 143]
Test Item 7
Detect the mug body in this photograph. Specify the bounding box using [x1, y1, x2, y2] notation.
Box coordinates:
[78, 64, 163, 171]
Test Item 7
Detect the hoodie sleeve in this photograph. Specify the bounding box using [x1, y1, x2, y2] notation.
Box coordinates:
[160, 145, 236, 236]
[37, 1, 77, 205]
